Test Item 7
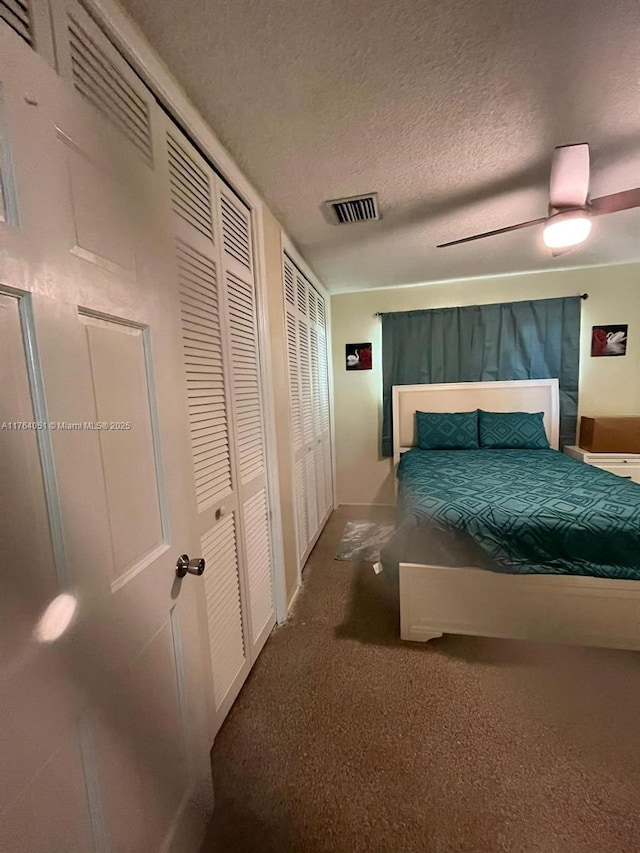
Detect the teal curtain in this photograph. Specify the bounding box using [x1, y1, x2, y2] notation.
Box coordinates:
[381, 296, 582, 457]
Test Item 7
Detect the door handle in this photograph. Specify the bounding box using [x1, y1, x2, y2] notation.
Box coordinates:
[175, 554, 206, 578]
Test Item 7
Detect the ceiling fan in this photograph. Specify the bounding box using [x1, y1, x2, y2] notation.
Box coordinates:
[437, 143, 640, 253]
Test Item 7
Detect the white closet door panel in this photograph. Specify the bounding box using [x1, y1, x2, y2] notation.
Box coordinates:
[283, 259, 295, 307]
[215, 180, 275, 657]
[322, 437, 333, 515]
[283, 255, 334, 567]
[1, 0, 32, 46]
[162, 121, 251, 742]
[0, 31, 216, 849]
[201, 513, 248, 716]
[217, 184, 264, 491]
[226, 269, 266, 486]
[315, 446, 326, 523]
[243, 488, 274, 644]
[295, 458, 308, 561]
[286, 310, 302, 453]
[176, 239, 232, 510]
[54, 1, 154, 165]
[298, 320, 313, 449]
[305, 451, 318, 543]
[295, 272, 307, 316]
[310, 326, 322, 440]
[317, 292, 326, 329]
[307, 286, 317, 325]
[167, 130, 214, 241]
[219, 187, 252, 273]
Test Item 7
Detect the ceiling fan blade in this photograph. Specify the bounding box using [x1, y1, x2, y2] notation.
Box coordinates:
[550, 143, 590, 208]
[436, 218, 546, 248]
[590, 188, 640, 216]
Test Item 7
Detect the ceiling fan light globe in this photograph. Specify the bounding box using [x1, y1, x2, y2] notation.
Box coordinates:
[543, 210, 592, 249]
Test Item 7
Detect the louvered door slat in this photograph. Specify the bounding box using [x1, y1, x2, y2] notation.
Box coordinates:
[177, 241, 232, 509]
[226, 270, 265, 485]
[296, 275, 307, 316]
[318, 330, 330, 434]
[194, 454, 230, 477]
[308, 289, 317, 324]
[286, 312, 302, 452]
[67, 14, 153, 163]
[295, 458, 307, 561]
[1, 0, 31, 44]
[298, 320, 313, 447]
[311, 327, 322, 438]
[243, 489, 274, 643]
[306, 451, 318, 542]
[167, 132, 213, 239]
[201, 514, 247, 710]
[284, 261, 295, 306]
[68, 29, 149, 133]
[323, 437, 332, 515]
[220, 192, 251, 269]
[176, 242, 217, 274]
[315, 445, 326, 522]
[182, 296, 220, 319]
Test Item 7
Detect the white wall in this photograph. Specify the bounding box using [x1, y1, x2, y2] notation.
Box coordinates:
[331, 263, 640, 506]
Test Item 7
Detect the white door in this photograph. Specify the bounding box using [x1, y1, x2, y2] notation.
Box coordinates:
[162, 120, 275, 736]
[0, 24, 213, 853]
[283, 255, 333, 569]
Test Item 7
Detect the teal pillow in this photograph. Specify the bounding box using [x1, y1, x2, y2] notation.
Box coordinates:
[478, 410, 549, 449]
[416, 410, 479, 450]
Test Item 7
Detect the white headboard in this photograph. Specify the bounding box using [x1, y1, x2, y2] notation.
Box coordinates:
[392, 379, 560, 464]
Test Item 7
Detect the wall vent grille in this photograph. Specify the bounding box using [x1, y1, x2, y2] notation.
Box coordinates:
[326, 193, 380, 224]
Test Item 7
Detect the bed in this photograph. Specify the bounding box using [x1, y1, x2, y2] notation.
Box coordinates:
[384, 380, 640, 650]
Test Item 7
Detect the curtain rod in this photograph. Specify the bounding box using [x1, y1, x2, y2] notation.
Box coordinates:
[373, 293, 589, 317]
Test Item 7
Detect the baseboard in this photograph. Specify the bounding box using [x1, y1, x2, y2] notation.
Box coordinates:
[337, 502, 395, 507]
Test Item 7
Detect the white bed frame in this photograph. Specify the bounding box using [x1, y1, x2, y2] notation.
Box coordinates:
[393, 380, 640, 651]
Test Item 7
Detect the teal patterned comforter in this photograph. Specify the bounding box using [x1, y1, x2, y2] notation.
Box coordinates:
[393, 449, 640, 579]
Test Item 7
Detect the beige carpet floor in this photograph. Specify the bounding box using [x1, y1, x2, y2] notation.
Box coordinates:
[201, 506, 640, 853]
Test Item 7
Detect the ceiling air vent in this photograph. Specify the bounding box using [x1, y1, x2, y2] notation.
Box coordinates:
[325, 193, 380, 224]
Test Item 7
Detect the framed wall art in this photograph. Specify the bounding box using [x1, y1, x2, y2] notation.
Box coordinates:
[591, 325, 628, 357]
[345, 343, 372, 371]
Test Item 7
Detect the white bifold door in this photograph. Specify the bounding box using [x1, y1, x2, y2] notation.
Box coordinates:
[284, 255, 333, 569]
[163, 119, 275, 729]
[0, 6, 275, 851]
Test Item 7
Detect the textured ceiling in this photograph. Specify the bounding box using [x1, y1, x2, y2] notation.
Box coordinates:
[122, 0, 640, 292]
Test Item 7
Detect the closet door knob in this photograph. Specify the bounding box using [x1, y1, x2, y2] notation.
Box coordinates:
[175, 554, 206, 578]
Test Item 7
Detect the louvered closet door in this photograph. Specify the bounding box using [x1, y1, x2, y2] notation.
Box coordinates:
[162, 120, 251, 732]
[296, 272, 319, 545]
[284, 260, 307, 561]
[216, 184, 275, 657]
[1, 0, 32, 45]
[316, 295, 333, 519]
[283, 256, 333, 568]
[0, 0, 54, 61]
